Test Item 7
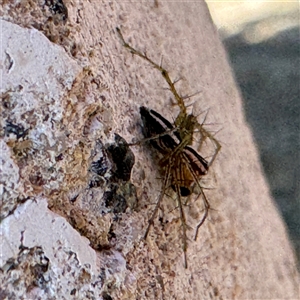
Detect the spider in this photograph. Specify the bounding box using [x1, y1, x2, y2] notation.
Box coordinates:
[116, 27, 221, 268]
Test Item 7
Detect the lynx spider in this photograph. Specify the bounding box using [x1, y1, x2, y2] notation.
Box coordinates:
[117, 27, 221, 268]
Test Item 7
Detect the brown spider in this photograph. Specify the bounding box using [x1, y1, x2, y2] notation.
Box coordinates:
[117, 27, 221, 268]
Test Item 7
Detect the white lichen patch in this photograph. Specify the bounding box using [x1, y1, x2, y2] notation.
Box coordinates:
[0, 198, 109, 299]
[0, 199, 96, 270]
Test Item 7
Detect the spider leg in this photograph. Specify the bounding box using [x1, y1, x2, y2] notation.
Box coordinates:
[144, 162, 172, 239]
[194, 120, 221, 167]
[182, 154, 210, 241]
[203, 129, 221, 167]
[207, 133, 221, 167]
[174, 183, 188, 269]
[116, 27, 187, 118]
[128, 127, 179, 147]
[193, 191, 209, 241]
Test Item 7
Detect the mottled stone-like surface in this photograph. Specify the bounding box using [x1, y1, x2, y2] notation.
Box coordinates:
[0, 1, 298, 299]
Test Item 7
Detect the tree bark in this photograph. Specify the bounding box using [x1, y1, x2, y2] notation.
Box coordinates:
[1, 1, 298, 299]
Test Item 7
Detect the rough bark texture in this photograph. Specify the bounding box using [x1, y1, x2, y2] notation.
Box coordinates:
[0, 1, 298, 299]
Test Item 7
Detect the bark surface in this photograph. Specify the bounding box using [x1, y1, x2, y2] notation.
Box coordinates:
[1, 1, 298, 299]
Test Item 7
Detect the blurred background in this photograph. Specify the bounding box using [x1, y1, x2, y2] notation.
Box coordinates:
[206, 1, 299, 268]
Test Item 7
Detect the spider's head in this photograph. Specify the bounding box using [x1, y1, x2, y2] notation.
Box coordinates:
[174, 113, 197, 146]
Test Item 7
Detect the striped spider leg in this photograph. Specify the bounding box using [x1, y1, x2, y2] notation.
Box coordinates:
[116, 28, 186, 114]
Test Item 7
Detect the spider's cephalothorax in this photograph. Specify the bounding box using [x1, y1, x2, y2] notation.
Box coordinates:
[117, 28, 221, 268]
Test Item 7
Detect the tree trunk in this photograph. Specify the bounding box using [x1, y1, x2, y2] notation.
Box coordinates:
[1, 1, 298, 299]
